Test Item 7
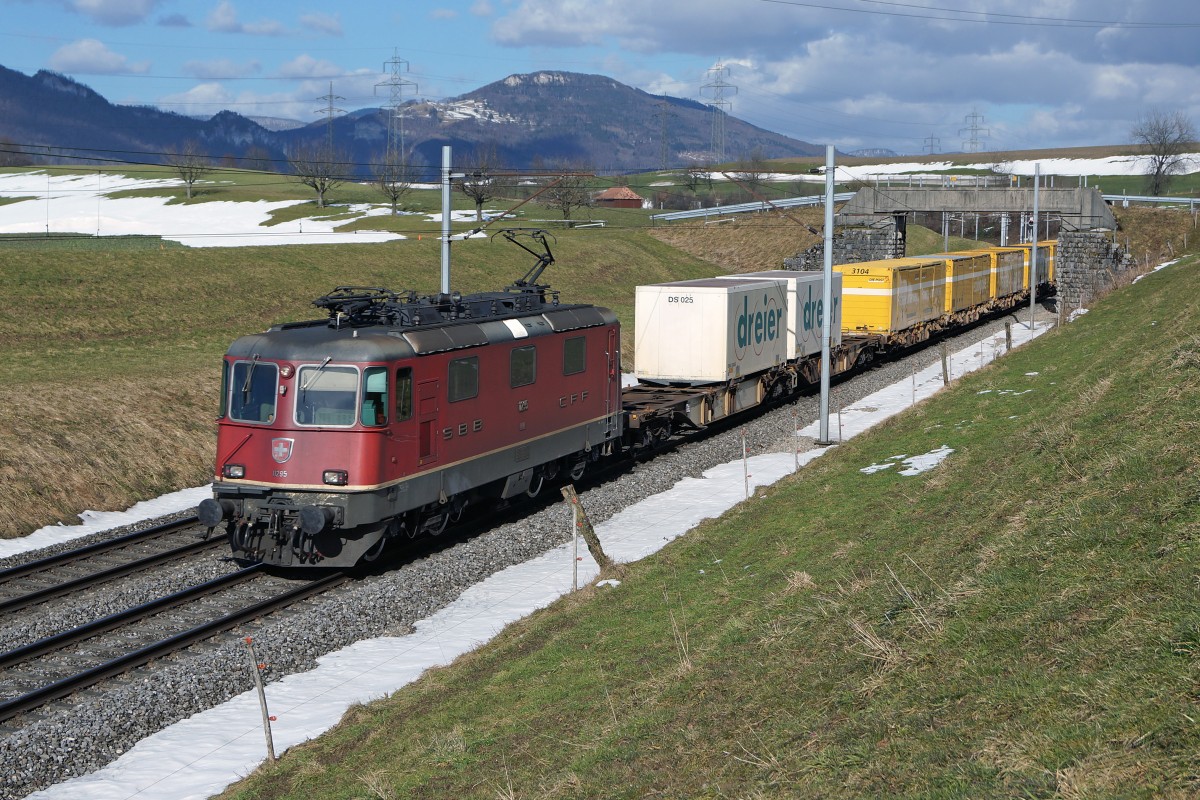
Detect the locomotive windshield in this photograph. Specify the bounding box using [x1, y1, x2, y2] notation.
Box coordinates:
[296, 364, 359, 426]
[229, 360, 279, 424]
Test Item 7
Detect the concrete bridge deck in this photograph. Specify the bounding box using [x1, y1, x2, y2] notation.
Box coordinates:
[838, 186, 1116, 230]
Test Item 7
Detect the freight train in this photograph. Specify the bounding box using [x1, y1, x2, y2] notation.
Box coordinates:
[198, 232, 1055, 568]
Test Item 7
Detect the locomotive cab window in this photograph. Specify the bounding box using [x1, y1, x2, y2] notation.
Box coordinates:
[360, 367, 388, 427]
[395, 367, 413, 421]
[563, 336, 586, 375]
[295, 364, 359, 427]
[229, 359, 278, 424]
[448, 356, 479, 402]
[510, 346, 536, 388]
[218, 360, 230, 419]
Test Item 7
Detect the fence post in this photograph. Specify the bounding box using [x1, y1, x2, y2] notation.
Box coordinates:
[244, 636, 276, 763]
[560, 485, 611, 572]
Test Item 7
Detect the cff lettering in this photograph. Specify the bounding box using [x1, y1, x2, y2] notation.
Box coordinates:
[736, 295, 783, 348]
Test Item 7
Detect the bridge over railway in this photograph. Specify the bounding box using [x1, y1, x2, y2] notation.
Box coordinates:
[836, 186, 1117, 231]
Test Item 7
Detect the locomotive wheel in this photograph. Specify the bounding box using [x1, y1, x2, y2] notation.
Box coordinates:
[569, 458, 587, 481]
[361, 534, 388, 562]
[425, 510, 450, 536]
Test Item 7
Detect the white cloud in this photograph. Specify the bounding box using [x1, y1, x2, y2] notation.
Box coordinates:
[205, 1, 286, 36]
[276, 55, 343, 80]
[49, 39, 150, 74]
[479, 0, 1200, 154]
[300, 12, 342, 36]
[70, 0, 160, 25]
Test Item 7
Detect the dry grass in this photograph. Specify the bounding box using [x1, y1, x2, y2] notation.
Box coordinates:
[647, 208, 824, 272]
[1114, 205, 1200, 268]
[0, 375, 216, 536]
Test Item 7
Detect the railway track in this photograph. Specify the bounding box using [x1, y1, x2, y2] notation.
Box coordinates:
[0, 566, 348, 723]
[0, 516, 222, 611]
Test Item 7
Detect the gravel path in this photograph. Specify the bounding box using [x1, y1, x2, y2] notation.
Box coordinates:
[0, 306, 1056, 800]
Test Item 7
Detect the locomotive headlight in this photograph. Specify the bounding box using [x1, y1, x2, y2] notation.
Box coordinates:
[279, 364, 294, 379]
[323, 469, 348, 486]
[222, 464, 246, 479]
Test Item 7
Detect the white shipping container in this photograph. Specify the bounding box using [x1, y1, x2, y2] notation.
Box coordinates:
[635, 278, 788, 384]
[713, 270, 843, 359]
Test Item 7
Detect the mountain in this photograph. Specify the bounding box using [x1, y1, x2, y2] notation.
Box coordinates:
[0, 66, 822, 174]
[848, 148, 898, 158]
[0, 65, 287, 168]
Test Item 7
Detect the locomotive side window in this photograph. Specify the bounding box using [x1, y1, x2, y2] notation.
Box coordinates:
[563, 336, 586, 375]
[360, 367, 388, 427]
[395, 367, 413, 421]
[229, 360, 278, 424]
[510, 346, 536, 388]
[448, 357, 479, 402]
[295, 364, 359, 427]
[218, 360, 230, 419]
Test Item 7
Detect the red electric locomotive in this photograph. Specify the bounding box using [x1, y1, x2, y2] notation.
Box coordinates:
[198, 236, 622, 567]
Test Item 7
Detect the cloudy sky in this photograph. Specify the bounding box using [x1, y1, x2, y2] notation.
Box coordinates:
[2, 0, 1198, 156]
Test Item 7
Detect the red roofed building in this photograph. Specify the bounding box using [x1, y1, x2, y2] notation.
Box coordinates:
[594, 186, 646, 209]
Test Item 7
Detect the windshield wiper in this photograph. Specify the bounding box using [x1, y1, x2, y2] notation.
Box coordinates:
[301, 356, 333, 392]
[240, 354, 260, 398]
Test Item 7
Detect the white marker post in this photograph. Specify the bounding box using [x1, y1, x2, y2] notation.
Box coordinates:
[441, 145, 453, 294]
[1029, 163, 1040, 330]
[817, 144, 835, 445]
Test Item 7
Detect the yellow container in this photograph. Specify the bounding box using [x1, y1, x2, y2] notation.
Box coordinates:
[957, 247, 1025, 300]
[909, 253, 991, 314]
[1039, 239, 1057, 282]
[835, 258, 945, 334]
[1005, 242, 1053, 288]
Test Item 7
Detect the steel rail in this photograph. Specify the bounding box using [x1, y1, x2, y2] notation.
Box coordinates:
[0, 515, 201, 583]
[0, 535, 223, 614]
[0, 566, 263, 670]
[0, 570, 349, 723]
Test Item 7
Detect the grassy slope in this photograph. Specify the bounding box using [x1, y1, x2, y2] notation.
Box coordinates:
[220, 257, 1200, 799]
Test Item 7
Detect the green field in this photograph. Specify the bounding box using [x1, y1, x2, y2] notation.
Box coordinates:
[214, 254, 1200, 799]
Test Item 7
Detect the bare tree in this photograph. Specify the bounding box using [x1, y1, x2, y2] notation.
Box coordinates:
[288, 143, 348, 208]
[682, 157, 713, 195]
[1131, 109, 1197, 196]
[538, 163, 593, 220]
[372, 152, 414, 214]
[732, 147, 770, 194]
[0, 138, 33, 167]
[167, 140, 212, 200]
[459, 144, 505, 221]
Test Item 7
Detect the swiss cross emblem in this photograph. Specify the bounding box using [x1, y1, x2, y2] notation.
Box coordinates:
[271, 438, 294, 463]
